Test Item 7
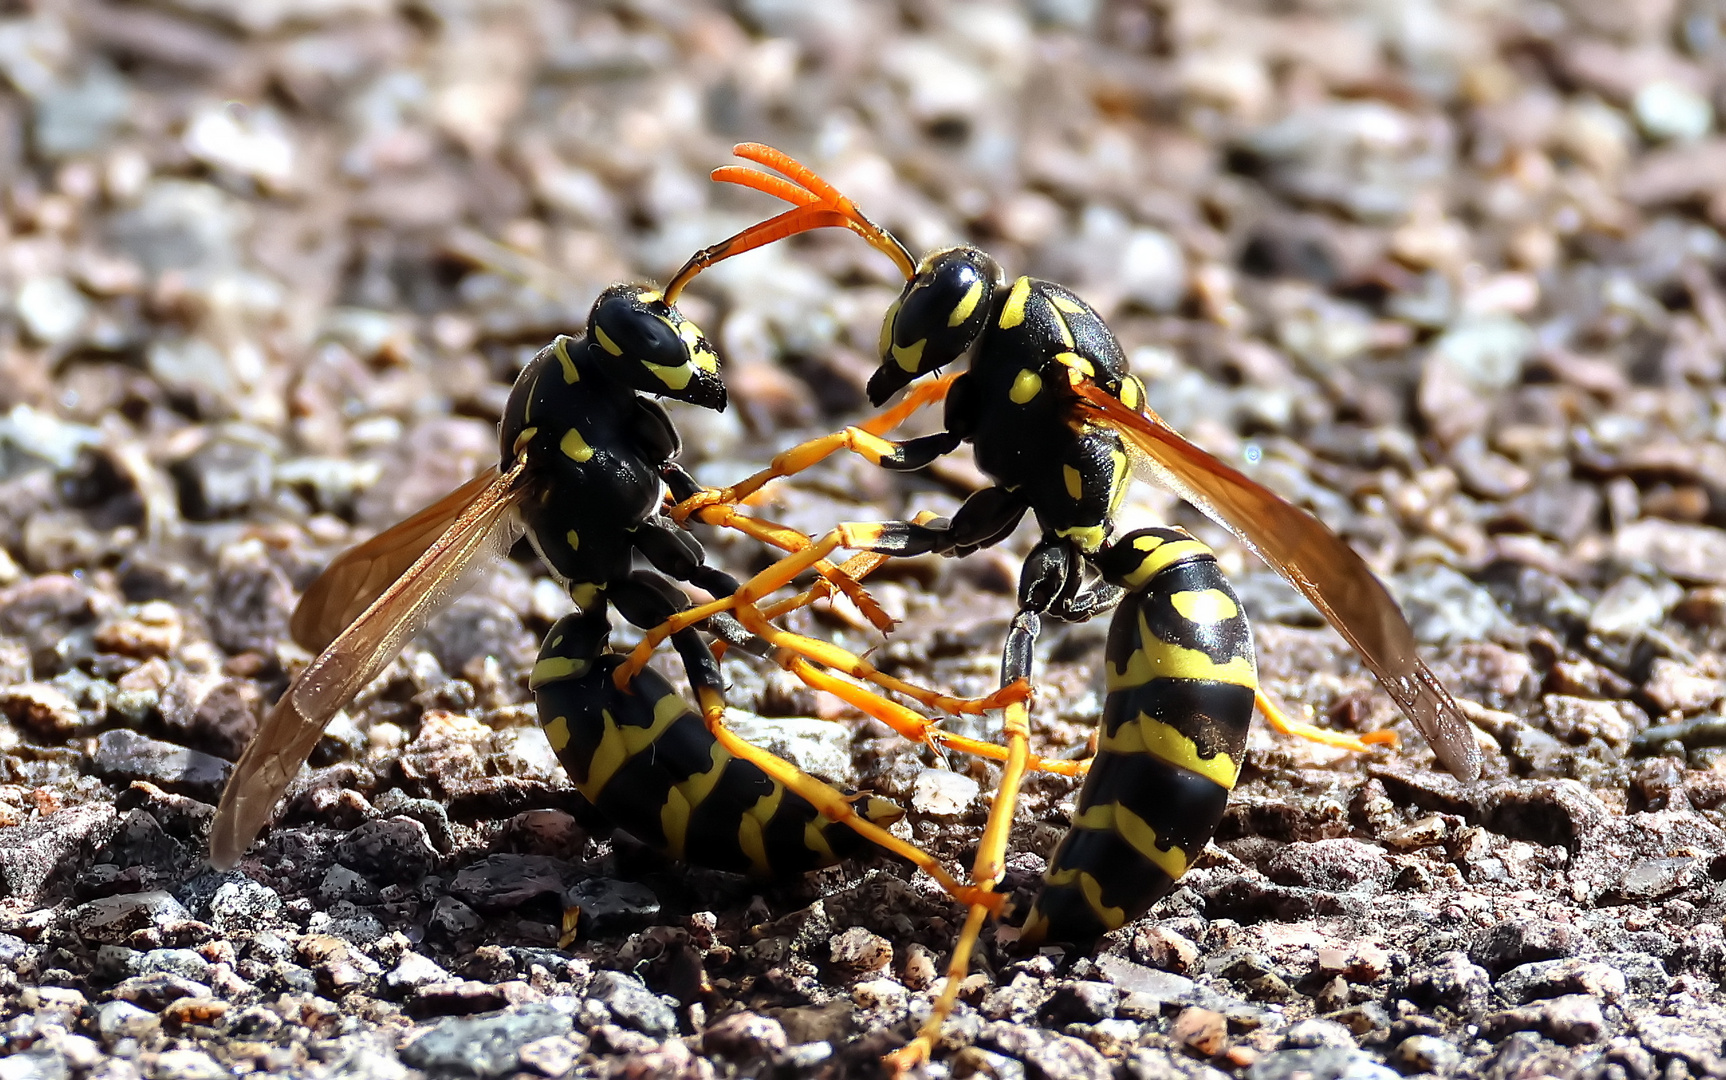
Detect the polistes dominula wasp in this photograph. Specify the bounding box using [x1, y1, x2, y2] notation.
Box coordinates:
[635, 143, 1484, 1070]
[206, 273, 1035, 903]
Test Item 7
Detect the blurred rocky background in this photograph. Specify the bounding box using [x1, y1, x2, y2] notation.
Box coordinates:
[4, 0, 1726, 1077]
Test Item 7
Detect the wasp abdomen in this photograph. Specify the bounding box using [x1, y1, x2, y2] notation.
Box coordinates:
[533, 614, 901, 877]
[1021, 528, 1256, 947]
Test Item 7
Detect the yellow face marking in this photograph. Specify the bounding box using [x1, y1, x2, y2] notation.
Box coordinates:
[1056, 524, 1107, 553]
[1107, 610, 1256, 691]
[1171, 589, 1239, 624]
[1115, 535, 1212, 590]
[949, 279, 984, 326]
[1120, 376, 1144, 411]
[1009, 368, 1042, 404]
[878, 298, 902, 360]
[594, 324, 624, 356]
[998, 277, 1033, 330]
[642, 360, 694, 390]
[1050, 308, 1075, 349]
[569, 583, 600, 609]
[677, 321, 720, 373]
[512, 425, 538, 455]
[1071, 803, 1191, 880]
[561, 428, 595, 464]
[1052, 295, 1086, 315]
[564, 529, 581, 552]
[552, 337, 580, 384]
[584, 694, 689, 795]
[636, 290, 663, 304]
[1063, 464, 1083, 500]
[660, 787, 691, 859]
[891, 339, 926, 373]
[1054, 351, 1094, 378]
[541, 715, 571, 752]
[1099, 714, 1241, 789]
[529, 656, 587, 690]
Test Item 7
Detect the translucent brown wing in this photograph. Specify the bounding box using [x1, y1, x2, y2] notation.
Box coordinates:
[292, 467, 507, 652]
[1074, 383, 1482, 782]
[209, 462, 529, 868]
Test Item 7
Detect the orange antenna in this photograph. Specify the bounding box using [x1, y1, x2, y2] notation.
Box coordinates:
[662, 143, 916, 303]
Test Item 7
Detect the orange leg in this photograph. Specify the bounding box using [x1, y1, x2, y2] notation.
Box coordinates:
[693, 685, 1002, 912]
[887, 695, 1034, 1074]
[670, 374, 955, 527]
[1256, 689, 1400, 752]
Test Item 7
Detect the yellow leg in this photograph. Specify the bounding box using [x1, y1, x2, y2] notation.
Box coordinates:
[669, 374, 957, 527]
[1256, 689, 1399, 752]
[887, 697, 1033, 1074]
[615, 532, 852, 689]
[730, 594, 1029, 719]
[694, 686, 1000, 911]
[780, 656, 1081, 777]
[616, 523, 1027, 717]
[686, 501, 894, 633]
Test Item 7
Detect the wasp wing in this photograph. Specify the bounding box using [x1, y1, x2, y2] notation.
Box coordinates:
[209, 461, 529, 868]
[292, 467, 507, 652]
[1075, 385, 1481, 782]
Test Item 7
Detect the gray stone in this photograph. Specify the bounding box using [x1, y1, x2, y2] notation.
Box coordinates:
[1265, 839, 1395, 895]
[14, 277, 90, 347]
[910, 768, 979, 816]
[401, 1003, 576, 1078]
[0, 803, 119, 902]
[724, 714, 854, 782]
[146, 1049, 228, 1080]
[95, 1000, 157, 1044]
[1392, 1035, 1458, 1074]
[562, 876, 655, 931]
[32, 64, 131, 159]
[205, 878, 283, 933]
[0, 1047, 69, 1080]
[1246, 1047, 1397, 1080]
[1634, 81, 1713, 142]
[67, 891, 193, 945]
[1391, 565, 1513, 647]
[584, 971, 676, 1037]
[90, 730, 230, 801]
[385, 951, 452, 996]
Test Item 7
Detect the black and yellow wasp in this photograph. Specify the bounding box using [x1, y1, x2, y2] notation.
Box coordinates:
[207, 278, 1022, 902]
[641, 144, 1483, 1069]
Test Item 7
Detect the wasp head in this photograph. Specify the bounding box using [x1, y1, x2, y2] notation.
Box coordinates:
[868, 246, 1001, 406]
[587, 285, 727, 410]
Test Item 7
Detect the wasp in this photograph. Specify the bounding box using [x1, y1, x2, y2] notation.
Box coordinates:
[207, 275, 1027, 904]
[642, 144, 1483, 1069]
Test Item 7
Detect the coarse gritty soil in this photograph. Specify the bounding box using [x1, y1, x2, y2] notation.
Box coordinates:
[4, 1, 1726, 1078]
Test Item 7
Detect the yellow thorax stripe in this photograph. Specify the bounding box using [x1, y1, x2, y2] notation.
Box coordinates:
[998, 276, 1032, 329]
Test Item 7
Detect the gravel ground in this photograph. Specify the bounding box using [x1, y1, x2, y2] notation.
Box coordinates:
[5, 0, 1726, 1077]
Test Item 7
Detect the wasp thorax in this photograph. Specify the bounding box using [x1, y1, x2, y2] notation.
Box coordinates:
[587, 284, 727, 410]
[868, 246, 1001, 406]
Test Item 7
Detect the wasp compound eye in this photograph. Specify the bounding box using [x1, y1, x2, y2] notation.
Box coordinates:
[868, 247, 998, 406]
[588, 285, 727, 410]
